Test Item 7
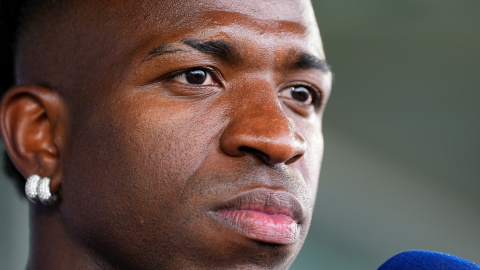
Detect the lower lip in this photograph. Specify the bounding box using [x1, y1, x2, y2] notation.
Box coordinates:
[215, 210, 299, 245]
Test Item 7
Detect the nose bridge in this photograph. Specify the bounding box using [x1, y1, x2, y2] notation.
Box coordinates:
[220, 81, 306, 165]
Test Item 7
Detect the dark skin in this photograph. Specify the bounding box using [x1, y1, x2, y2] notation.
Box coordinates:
[0, 0, 332, 269]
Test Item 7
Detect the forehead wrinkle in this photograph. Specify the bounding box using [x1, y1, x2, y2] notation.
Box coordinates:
[201, 10, 309, 36]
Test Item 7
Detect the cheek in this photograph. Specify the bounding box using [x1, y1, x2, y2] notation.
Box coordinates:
[60, 94, 225, 260]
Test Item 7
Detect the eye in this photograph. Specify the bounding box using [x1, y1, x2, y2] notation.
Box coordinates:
[278, 86, 316, 106]
[172, 68, 219, 86]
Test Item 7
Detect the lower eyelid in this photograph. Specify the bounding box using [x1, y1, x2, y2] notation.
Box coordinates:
[280, 98, 314, 117]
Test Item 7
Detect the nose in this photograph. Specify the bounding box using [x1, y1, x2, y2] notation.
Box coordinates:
[220, 88, 306, 165]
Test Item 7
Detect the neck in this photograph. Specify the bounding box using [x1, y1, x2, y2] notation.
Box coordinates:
[27, 205, 113, 270]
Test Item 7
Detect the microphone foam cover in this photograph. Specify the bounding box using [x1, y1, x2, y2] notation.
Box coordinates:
[378, 250, 479, 270]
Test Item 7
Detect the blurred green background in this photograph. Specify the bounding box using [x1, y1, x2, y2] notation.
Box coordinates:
[1, 1, 479, 269]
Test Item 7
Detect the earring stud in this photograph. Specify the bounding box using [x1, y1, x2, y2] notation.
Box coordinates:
[37, 177, 59, 206]
[25, 174, 59, 206]
[25, 174, 41, 203]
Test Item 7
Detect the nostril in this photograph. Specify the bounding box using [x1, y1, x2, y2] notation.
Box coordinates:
[237, 144, 303, 165]
[285, 154, 302, 165]
[238, 146, 271, 163]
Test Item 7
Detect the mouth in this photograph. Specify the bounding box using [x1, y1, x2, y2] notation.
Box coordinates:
[209, 188, 306, 245]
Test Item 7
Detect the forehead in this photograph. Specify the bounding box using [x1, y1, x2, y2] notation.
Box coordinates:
[94, 0, 318, 26]
[69, 0, 323, 54]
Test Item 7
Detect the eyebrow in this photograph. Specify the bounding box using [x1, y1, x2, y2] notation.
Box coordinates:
[144, 39, 242, 64]
[144, 44, 183, 61]
[182, 38, 241, 63]
[291, 52, 331, 73]
[144, 40, 331, 73]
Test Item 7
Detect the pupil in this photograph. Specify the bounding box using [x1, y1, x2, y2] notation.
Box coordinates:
[186, 70, 207, 84]
[291, 87, 310, 102]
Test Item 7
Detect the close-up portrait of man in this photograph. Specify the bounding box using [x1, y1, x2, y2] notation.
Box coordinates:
[0, 0, 332, 269]
[2, 0, 479, 269]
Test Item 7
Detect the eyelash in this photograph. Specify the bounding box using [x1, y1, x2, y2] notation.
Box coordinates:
[168, 67, 221, 86]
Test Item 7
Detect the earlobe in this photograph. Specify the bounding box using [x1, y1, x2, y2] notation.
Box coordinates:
[0, 84, 67, 193]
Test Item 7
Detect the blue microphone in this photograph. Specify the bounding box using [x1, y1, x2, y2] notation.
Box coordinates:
[378, 250, 480, 270]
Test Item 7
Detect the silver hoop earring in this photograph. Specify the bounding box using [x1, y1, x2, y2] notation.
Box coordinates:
[25, 174, 41, 203]
[37, 177, 59, 206]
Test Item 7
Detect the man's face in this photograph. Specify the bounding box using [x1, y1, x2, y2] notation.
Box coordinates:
[35, 0, 331, 268]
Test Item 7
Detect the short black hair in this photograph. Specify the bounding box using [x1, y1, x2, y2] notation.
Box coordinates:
[0, 0, 24, 96]
[0, 0, 45, 193]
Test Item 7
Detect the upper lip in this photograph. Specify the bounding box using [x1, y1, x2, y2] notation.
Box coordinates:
[209, 188, 306, 224]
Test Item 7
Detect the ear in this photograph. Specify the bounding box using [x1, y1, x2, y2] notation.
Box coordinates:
[0, 85, 68, 193]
